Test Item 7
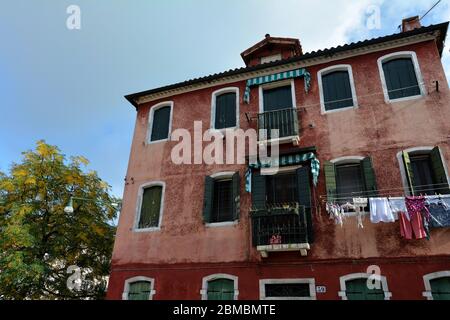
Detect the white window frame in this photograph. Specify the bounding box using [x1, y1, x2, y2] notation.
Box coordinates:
[396, 146, 450, 196]
[259, 278, 316, 300]
[133, 181, 166, 232]
[261, 53, 282, 64]
[200, 274, 239, 300]
[338, 273, 392, 300]
[377, 51, 425, 104]
[205, 172, 238, 228]
[258, 79, 296, 114]
[147, 101, 174, 144]
[318, 64, 358, 114]
[122, 276, 156, 300]
[210, 87, 240, 132]
[422, 270, 450, 300]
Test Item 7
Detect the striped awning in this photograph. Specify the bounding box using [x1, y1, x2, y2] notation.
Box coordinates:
[245, 152, 320, 192]
[243, 68, 311, 104]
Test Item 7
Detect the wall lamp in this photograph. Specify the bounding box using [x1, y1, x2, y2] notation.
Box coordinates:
[64, 196, 121, 214]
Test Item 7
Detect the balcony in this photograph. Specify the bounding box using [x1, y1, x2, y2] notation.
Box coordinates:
[251, 204, 310, 257]
[257, 108, 300, 145]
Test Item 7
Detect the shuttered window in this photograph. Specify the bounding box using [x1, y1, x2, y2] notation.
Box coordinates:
[263, 85, 293, 112]
[345, 278, 385, 300]
[128, 281, 152, 300]
[207, 279, 234, 300]
[322, 70, 354, 111]
[324, 157, 377, 202]
[150, 106, 171, 141]
[138, 186, 163, 229]
[203, 172, 240, 223]
[265, 283, 311, 298]
[215, 92, 237, 129]
[382, 57, 421, 100]
[430, 277, 450, 300]
[402, 148, 450, 195]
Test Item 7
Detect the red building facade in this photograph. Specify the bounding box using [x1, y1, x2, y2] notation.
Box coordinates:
[107, 18, 450, 300]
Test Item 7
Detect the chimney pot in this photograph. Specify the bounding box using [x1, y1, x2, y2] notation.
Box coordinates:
[402, 16, 421, 32]
[265, 33, 270, 38]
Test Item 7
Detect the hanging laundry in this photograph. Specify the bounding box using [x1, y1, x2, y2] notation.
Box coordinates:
[426, 197, 450, 228]
[326, 202, 345, 227]
[353, 197, 368, 228]
[405, 196, 431, 240]
[399, 210, 427, 240]
[369, 198, 396, 223]
[387, 198, 406, 221]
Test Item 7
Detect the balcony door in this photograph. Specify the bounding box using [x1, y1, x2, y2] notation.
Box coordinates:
[263, 85, 293, 112]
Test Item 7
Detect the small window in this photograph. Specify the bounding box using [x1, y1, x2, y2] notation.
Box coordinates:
[265, 283, 311, 298]
[128, 281, 152, 300]
[138, 185, 163, 229]
[345, 278, 385, 300]
[410, 154, 436, 194]
[214, 92, 237, 129]
[207, 279, 235, 300]
[336, 163, 365, 200]
[266, 172, 298, 205]
[263, 85, 293, 112]
[261, 53, 282, 64]
[381, 56, 421, 100]
[150, 105, 171, 142]
[322, 70, 354, 111]
[430, 277, 450, 300]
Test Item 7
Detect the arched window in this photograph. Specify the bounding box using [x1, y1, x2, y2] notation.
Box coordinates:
[211, 88, 239, 130]
[423, 271, 450, 300]
[338, 273, 391, 300]
[122, 276, 155, 300]
[134, 181, 165, 231]
[148, 101, 173, 143]
[318, 65, 358, 113]
[378, 51, 424, 103]
[200, 274, 239, 300]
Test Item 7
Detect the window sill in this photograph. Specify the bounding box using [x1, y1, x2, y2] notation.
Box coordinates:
[321, 105, 358, 115]
[208, 127, 239, 135]
[205, 220, 238, 228]
[258, 135, 300, 146]
[386, 94, 423, 104]
[133, 227, 161, 233]
[146, 138, 169, 145]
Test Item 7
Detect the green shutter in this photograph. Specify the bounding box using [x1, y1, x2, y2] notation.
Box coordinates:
[232, 172, 240, 220]
[203, 176, 214, 223]
[128, 281, 151, 300]
[402, 151, 415, 195]
[324, 161, 337, 201]
[361, 157, 378, 196]
[431, 277, 450, 300]
[151, 106, 171, 141]
[346, 278, 384, 301]
[138, 186, 162, 228]
[296, 166, 311, 208]
[430, 147, 450, 194]
[251, 171, 266, 210]
[207, 279, 234, 300]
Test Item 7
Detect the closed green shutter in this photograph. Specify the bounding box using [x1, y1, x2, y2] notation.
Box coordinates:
[138, 186, 162, 229]
[251, 171, 266, 210]
[207, 279, 234, 300]
[346, 278, 384, 300]
[232, 172, 240, 220]
[322, 70, 354, 111]
[324, 161, 337, 201]
[215, 93, 237, 129]
[402, 151, 416, 195]
[296, 166, 311, 208]
[296, 166, 313, 243]
[430, 147, 450, 194]
[150, 106, 171, 141]
[263, 85, 293, 111]
[128, 281, 151, 300]
[383, 58, 420, 100]
[203, 176, 214, 223]
[361, 157, 378, 196]
[431, 277, 450, 300]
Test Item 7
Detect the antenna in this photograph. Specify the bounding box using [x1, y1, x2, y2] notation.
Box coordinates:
[420, 0, 442, 21]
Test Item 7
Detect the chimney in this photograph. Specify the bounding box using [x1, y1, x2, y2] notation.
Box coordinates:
[401, 16, 421, 32]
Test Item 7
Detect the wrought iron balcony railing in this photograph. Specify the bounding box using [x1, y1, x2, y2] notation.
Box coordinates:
[257, 108, 299, 141]
[251, 204, 310, 256]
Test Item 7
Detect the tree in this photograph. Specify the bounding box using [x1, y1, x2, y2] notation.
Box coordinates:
[0, 140, 119, 299]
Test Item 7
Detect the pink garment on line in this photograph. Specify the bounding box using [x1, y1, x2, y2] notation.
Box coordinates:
[399, 211, 427, 240]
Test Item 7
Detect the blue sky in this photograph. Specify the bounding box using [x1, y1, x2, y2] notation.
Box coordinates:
[0, 0, 449, 197]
